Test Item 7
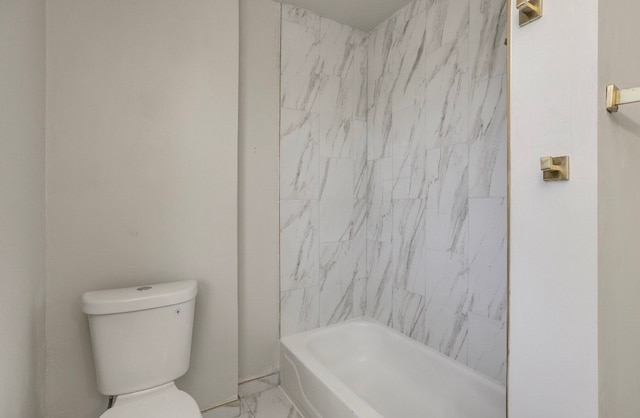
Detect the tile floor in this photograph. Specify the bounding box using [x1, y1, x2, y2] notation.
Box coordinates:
[202, 374, 303, 418]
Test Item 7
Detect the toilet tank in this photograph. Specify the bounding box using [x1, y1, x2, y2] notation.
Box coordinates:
[82, 280, 198, 396]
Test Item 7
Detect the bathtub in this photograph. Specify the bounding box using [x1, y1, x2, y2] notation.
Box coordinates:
[280, 318, 506, 418]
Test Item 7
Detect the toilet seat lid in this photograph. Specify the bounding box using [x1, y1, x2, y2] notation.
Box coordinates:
[100, 383, 201, 418]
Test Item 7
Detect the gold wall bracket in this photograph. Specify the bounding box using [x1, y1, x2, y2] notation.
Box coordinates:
[517, 0, 543, 27]
[606, 84, 640, 113]
[540, 156, 570, 181]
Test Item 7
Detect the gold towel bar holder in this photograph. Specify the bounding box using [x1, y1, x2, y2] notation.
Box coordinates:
[606, 84, 640, 113]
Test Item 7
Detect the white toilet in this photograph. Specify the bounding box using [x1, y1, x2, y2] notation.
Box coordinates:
[82, 280, 202, 418]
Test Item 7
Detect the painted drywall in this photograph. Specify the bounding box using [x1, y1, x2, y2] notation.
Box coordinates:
[45, 1, 239, 416]
[278, 0, 412, 32]
[238, 0, 281, 382]
[0, 0, 46, 417]
[508, 0, 599, 416]
[598, 1, 640, 416]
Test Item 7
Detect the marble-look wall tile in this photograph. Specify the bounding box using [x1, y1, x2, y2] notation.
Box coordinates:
[281, 20, 320, 80]
[280, 200, 318, 291]
[281, 9, 368, 337]
[352, 199, 368, 279]
[425, 35, 469, 149]
[468, 197, 507, 322]
[281, 15, 323, 113]
[281, 0, 507, 385]
[469, 0, 507, 83]
[425, 145, 469, 253]
[392, 106, 427, 199]
[282, 4, 320, 31]
[280, 108, 318, 200]
[469, 74, 507, 198]
[351, 47, 368, 120]
[367, 158, 393, 243]
[367, 17, 395, 82]
[280, 286, 320, 338]
[319, 156, 353, 200]
[425, 0, 470, 54]
[389, 13, 427, 112]
[468, 314, 506, 384]
[425, 248, 469, 316]
[281, 72, 325, 112]
[424, 310, 468, 362]
[320, 118, 366, 162]
[361, 0, 507, 385]
[319, 157, 353, 242]
[316, 76, 362, 119]
[353, 276, 367, 318]
[353, 125, 369, 199]
[370, 0, 428, 82]
[367, 77, 394, 160]
[319, 241, 354, 290]
[393, 0, 428, 26]
[319, 280, 355, 326]
[392, 287, 426, 342]
[392, 199, 427, 295]
[366, 240, 393, 325]
[320, 17, 366, 78]
[319, 196, 353, 243]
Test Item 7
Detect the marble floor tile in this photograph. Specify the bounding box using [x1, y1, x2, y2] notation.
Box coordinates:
[205, 374, 303, 418]
[242, 387, 303, 418]
[202, 400, 241, 418]
[239, 373, 280, 399]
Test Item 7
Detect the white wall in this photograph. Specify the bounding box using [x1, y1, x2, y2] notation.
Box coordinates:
[508, 0, 599, 416]
[598, 0, 640, 416]
[0, 1, 46, 417]
[45, 1, 239, 416]
[238, 0, 281, 382]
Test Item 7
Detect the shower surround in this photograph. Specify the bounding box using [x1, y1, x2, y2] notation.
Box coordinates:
[280, 0, 507, 384]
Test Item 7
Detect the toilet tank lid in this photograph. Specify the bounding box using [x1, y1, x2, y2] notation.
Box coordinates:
[82, 280, 198, 315]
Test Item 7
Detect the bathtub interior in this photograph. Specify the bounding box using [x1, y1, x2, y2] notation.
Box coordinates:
[282, 319, 506, 418]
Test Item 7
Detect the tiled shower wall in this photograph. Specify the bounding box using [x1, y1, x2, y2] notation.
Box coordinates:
[279, 6, 368, 337]
[280, 0, 507, 384]
[366, 0, 507, 383]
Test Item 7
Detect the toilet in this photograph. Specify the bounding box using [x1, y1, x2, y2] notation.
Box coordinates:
[82, 280, 202, 418]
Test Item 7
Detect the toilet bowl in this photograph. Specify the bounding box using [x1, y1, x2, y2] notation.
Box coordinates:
[82, 280, 202, 418]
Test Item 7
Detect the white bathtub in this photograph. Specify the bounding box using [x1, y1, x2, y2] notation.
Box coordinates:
[280, 318, 506, 418]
